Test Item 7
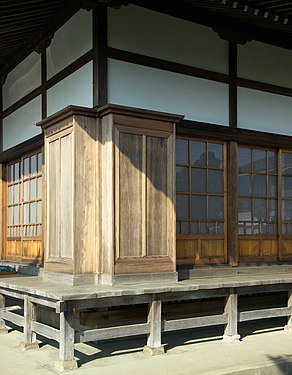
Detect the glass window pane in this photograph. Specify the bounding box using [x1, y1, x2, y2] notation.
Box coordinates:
[8, 186, 13, 205]
[14, 162, 20, 181]
[283, 200, 292, 222]
[254, 199, 266, 221]
[8, 164, 13, 183]
[176, 222, 180, 234]
[217, 223, 224, 235]
[14, 206, 19, 225]
[191, 168, 206, 193]
[238, 198, 252, 222]
[30, 202, 36, 223]
[191, 222, 198, 235]
[238, 148, 252, 172]
[209, 222, 216, 234]
[37, 202, 42, 222]
[24, 203, 29, 224]
[30, 155, 37, 177]
[268, 199, 278, 222]
[177, 195, 189, 220]
[37, 152, 42, 174]
[199, 222, 207, 234]
[30, 178, 36, 200]
[24, 158, 29, 177]
[283, 153, 292, 175]
[208, 170, 224, 194]
[37, 177, 42, 199]
[253, 174, 266, 197]
[268, 223, 276, 235]
[209, 196, 224, 221]
[283, 176, 292, 198]
[8, 207, 13, 226]
[267, 151, 277, 173]
[238, 173, 252, 197]
[181, 222, 189, 235]
[24, 180, 29, 202]
[176, 167, 188, 192]
[191, 195, 206, 220]
[208, 143, 223, 168]
[253, 149, 266, 172]
[176, 139, 188, 164]
[14, 184, 19, 204]
[268, 175, 277, 198]
[190, 141, 206, 166]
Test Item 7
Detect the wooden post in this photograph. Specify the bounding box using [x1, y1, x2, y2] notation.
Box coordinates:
[0, 294, 8, 334]
[284, 291, 292, 331]
[223, 288, 240, 342]
[143, 297, 165, 356]
[20, 295, 39, 350]
[55, 302, 77, 372]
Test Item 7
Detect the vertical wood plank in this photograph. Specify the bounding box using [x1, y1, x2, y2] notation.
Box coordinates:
[229, 42, 237, 128]
[93, 4, 108, 106]
[223, 288, 240, 342]
[167, 129, 176, 267]
[0, 164, 4, 261]
[144, 297, 165, 355]
[146, 136, 168, 256]
[20, 295, 39, 350]
[228, 141, 238, 266]
[0, 84, 3, 152]
[41, 51, 47, 120]
[278, 149, 283, 261]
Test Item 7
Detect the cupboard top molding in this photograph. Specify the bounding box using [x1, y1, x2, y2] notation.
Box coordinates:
[37, 104, 184, 130]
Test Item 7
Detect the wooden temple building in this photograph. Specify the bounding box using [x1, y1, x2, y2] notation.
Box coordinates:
[0, 0, 292, 371]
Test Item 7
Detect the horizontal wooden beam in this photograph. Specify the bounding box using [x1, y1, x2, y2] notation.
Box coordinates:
[239, 306, 292, 322]
[31, 321, 60, 342]
[0, 310, 24, 326]
[163, 314, 228, 332]
[76, 322, 150, 343]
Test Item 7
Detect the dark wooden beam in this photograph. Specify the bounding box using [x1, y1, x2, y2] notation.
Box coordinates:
[177, 120, 292, 149]
[229, 42, 237, 128]
[0, 134, 43, 163]
[0, 85, 3, 152]
[108, 48, 229, 84]
[41, 50, 47, 119]
[237, 77, 292, 98]
[93, 4, 108, 106]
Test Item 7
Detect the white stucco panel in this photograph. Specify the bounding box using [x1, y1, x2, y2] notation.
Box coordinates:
[108, 59, 229, 125]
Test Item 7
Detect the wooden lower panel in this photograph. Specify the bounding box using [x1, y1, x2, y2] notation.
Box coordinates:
[282, 240, 292, 256]
[239, 239, 260, 258]
[5, 239, 43, 263]
[262, 240, 278, 257]
[6, 240, 22, 259]
[176, 239, 198, 263]
[239, 238, 278, 261]
[115, 257, 174, 274]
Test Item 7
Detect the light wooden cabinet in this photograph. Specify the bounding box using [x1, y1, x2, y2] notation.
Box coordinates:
[39, 107, 97, 281]
[98, 105, 182, 284]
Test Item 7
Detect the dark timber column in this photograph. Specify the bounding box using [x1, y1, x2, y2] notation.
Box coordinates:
[228, 42, 239, 266]
[93, 3, 108, 106]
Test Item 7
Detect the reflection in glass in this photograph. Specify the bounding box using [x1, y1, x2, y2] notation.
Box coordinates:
[24, 158, 29, 177]
[191, 168, 206, 193]
[238, 198, 252, 221]
[37, 153, 42, 173]
[208, 143, 223, 168]
[31, 155, 37, 176]
[238, 148, 252, 172]
[283, 176, 292, 198]
[208, 170, 223, 194]
[283, 153, 292, 175]
[268, 176, 277, 198]
[177, 195, 189, 220]
[191, 195, 206, 220]
[181, 222, 189, 235]
[253, 174, 266, 197]
[254, 199, 266, 221]
[253, 149, 266, 172]
[283, 200, 292, 221]
[238, 174, 252, 196]
[200, 222, 207, 234]
[190, 141, 206, 166]
[191, 222, 198, 235]
[176, 167, 188, 192]
[8, 165, 13, 183]
[176, 139, 188, 164]
[209, 196, 224, 221]
[268, 151, 277, 173]
[8, 186, 13, 205]
[268, 199, 277, 221]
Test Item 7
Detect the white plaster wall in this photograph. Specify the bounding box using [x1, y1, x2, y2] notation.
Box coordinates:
[47, 62, 93, 116]
[3, 96, 42, 150]
[3, 52, 41, 110]
[108, 5, 228, 74]
[47, 10, 92, 79]
[238, 41, 292, 89]
[238, 87, 292, 136]
[108, 59, 229, 125]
